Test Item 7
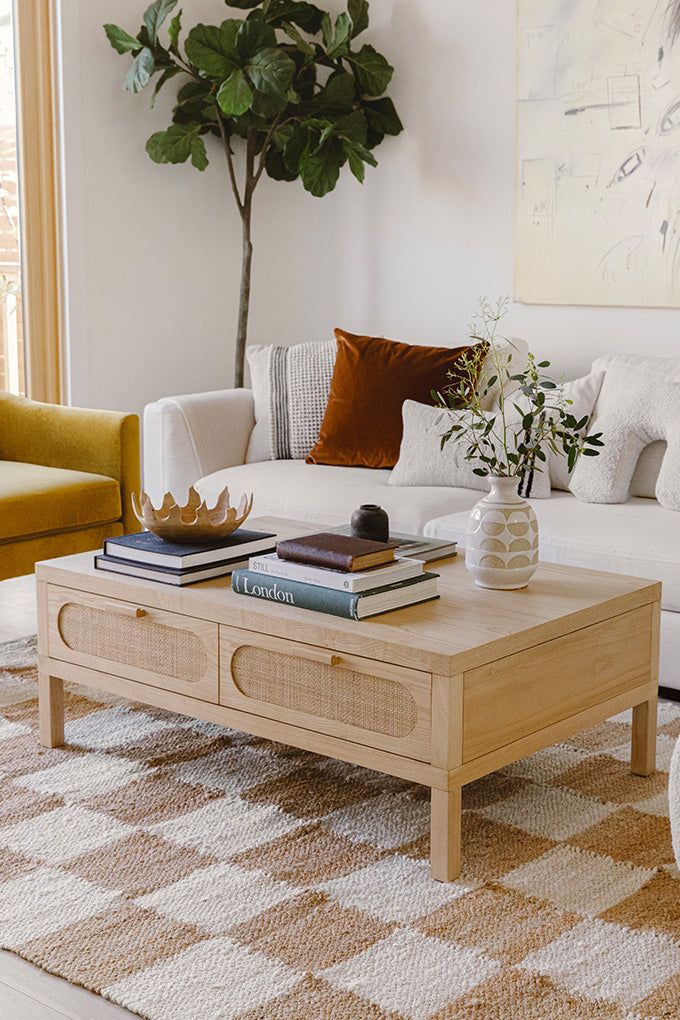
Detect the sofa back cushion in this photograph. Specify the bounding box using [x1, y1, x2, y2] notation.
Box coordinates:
[307, 329, 483, 470]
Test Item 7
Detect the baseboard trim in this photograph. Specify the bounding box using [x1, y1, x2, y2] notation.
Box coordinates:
[659, 685, 680, 703]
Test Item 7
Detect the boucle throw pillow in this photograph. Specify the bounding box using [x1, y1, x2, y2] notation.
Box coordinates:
[590, 356, 680, 499]
[389, 401, 552, 498]
[570, 366, 680, 509]
[307, 329, 484, 470]
[246, 340, 336, 462]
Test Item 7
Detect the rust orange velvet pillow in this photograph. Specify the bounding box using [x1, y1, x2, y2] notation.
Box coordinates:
[306, 329, 481, 470]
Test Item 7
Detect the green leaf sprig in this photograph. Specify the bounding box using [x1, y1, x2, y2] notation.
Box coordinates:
[433, 297, 604, 491]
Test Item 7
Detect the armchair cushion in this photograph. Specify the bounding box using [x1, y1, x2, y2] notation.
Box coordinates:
[0, 461, 121, 542]
[0, 392, 140, 534]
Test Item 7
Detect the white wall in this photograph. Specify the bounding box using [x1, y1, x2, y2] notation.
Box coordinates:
[59, 0, 680, 418]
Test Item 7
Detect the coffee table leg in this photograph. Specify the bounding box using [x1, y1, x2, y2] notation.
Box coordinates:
[631, 695, 657, 777]
[430, 787, 461, 882]
[39, 663, 64, 748]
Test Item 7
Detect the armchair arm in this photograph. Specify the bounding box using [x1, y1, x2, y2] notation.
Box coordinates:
[0, 392, 140, 533]
[143, 388, 255, 503]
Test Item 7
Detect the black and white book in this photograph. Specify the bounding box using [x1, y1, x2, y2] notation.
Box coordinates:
[95, 553, 250, 586]
[248, 552, 425, 592]
[103, 529, 277, 569]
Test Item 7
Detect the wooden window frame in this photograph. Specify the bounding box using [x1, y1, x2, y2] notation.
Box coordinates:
[13, 0, 63, 403]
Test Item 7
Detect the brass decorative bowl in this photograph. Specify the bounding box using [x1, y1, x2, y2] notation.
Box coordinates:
[131, 485, 253, 544]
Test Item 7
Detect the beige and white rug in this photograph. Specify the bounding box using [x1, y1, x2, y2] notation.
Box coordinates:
[0, 635, 679, 1020]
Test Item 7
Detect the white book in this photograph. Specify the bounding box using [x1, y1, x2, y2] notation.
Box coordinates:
[248, 552, 425, 592]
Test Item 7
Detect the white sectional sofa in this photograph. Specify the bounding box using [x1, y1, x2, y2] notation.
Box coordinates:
[144, 384, 680, 695]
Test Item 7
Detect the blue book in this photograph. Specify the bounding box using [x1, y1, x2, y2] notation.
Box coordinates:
[231, 569, 439, 620]
[104, 529, 276, 569]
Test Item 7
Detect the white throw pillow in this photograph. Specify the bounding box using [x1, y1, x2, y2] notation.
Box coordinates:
[590, 356, 680, 499]
[549, 371, 604, 492]
[389, 400, 552, 498]
[571, 365, 680, 509]
[246, 340, 336, 462]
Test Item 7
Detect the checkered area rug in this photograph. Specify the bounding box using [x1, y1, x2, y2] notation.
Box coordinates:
[1, 637, 680, 1020]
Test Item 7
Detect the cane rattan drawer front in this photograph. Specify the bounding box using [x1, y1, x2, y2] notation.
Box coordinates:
[219, 626, 431, 761]
[47, 585, 218, 702]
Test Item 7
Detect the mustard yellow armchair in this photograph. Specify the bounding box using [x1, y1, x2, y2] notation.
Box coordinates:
[0, 392, 141, 580]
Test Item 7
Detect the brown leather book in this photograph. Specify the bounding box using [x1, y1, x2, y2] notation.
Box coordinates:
[277, 533, 399, 572]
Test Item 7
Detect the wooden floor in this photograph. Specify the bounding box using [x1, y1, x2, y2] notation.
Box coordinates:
[0, 574, 137, 1019]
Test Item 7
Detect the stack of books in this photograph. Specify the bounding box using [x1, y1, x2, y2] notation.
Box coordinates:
[95, 528, 277, 585]
[231, 533, 440, 620]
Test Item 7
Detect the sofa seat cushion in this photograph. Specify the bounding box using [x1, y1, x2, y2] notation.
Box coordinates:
[196, 460, 482, 535]
[424, 490, 680, 611]
[0, 461, 122, 543]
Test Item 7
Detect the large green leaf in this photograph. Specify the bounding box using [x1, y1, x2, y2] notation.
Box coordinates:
[250, 88, 287, 117]
[104, 24, 141, 55]
[315, 71, 356, 113]
[283, 124, 310, 172]
[143, 0, 178, 44]
[125, 48, 155, 93]
[363, 96, 403, 137]
[217, 69, 254, 115]
[152, 65, 181, 105]
[146, 123, 201, 163]
[334, 109, 368, 144]
[246, 48, 295, 96]
[265, 146, 299, 181]
[348, 0, 369, 37]
[348, 44, 393, 96]
[281, 21, 314, 59]
[264, 1, 324, 32]
[343, 137, 377, 166]
[300, 138, 343, 196]
[185, 22, 240, 77]
[168, 10, 182, 53]
[236, 18, 276, 58]
[325, 12, 351, 57]
[191, 136, 209, 170]
[345, 145, 365, 182]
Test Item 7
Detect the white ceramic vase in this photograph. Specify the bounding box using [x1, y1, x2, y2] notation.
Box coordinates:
[465, 476, 539, 590]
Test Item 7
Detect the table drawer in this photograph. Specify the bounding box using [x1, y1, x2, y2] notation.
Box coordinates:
[219, 626, 431, 762]
[47, 585, 218, 703]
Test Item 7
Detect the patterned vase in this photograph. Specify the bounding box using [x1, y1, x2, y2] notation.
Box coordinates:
[465, 476, 539, 590]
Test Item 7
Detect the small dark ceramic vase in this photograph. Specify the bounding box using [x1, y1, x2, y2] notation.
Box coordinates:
[350, 504, 390, 543]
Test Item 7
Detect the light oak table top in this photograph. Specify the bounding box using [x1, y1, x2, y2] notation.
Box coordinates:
[37, 515, 662, 677]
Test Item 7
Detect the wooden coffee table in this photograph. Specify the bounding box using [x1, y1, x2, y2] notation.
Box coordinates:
[35, 516, 661, 882]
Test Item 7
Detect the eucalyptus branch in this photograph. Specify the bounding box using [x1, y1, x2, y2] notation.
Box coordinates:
[436, 297, 604, 489]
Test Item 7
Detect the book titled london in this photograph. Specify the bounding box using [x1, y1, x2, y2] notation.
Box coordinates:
[231, 569, 439, 620]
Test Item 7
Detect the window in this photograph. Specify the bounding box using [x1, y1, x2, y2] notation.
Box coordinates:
[1, 0, 62, 402]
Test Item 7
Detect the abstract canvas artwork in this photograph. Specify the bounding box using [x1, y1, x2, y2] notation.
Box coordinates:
[516, 0, 680, 307]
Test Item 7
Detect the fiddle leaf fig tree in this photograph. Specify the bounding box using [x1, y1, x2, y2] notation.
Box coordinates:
[105, 0, 403, 386]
